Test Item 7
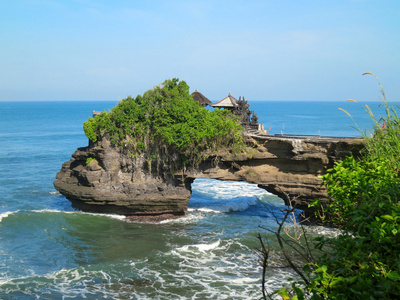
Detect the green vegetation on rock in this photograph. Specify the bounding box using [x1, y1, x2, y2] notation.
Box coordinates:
[85, 157, 97, 165]
[83, 78, 243, 170]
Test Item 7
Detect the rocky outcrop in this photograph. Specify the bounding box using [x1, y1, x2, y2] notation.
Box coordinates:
[54, 134, 364, 219]
[54, 138, 191, 219]
[189, 134, 364, 210]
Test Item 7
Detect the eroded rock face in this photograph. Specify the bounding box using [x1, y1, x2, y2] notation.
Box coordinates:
[54, 137, 191, 218]
[190, 135, 364, 211]
[54, 134, 364, 218]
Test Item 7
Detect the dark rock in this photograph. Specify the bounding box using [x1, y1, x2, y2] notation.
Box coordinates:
[54, 134, 364, 220]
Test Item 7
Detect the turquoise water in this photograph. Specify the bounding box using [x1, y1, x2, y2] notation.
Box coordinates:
[0, 100, 387, 299]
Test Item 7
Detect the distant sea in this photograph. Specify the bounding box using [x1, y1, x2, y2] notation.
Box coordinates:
[0, 100, 390, 299]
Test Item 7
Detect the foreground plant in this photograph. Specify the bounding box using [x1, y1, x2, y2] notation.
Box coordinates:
[258, 195, 324, 300]
[260, 73, 400, 299]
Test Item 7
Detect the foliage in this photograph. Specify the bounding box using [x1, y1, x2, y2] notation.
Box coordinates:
[83, 117, 98, 143]
[86, 157, 97, 165]
[83, 78, 243, 171]
[317, 156, 400, 229]
[260, 73, 400, 299]
[305, 73, 400, 298]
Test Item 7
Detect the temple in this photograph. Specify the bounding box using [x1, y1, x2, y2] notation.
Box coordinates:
[192, 91, 267, 134]
[191, 89, 213, 107]
[211, 92, 239, 111]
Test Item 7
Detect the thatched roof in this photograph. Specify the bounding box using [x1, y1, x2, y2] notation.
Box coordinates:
[211, 92, 238, 108]
[191, 89, 212, 106]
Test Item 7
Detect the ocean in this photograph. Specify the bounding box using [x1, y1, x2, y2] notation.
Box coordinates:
[0, 100, 388, 299]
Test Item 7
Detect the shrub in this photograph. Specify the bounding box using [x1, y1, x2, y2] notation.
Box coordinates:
[83, 116, 99, 143]
[307, 73, 400, 298]
[83, 78, 243, 171]
[261, 73, 400, 299]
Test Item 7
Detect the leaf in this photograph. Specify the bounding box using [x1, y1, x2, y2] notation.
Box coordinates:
[277, 287, 290, 300]
[292, 284, 305, 300]
[314, 265, 328, 273]
[387, 271, 400, 281]
[381, 215, 394, 221]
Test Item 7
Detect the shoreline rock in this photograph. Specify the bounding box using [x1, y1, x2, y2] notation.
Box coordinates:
[54, 134, 364, 220]
[54, 137, 192, 217]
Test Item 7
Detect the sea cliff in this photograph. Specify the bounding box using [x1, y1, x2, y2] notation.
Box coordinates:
[54, 79, 364, 220]
[54, 133, 363, 220]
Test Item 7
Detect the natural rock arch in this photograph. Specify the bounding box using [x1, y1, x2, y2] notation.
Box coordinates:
[54, 133, 363, 221]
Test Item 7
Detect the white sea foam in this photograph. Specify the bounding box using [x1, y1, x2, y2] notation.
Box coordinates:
[88, 212, 127, 221]
[187, 207, 222, 213]
[0, 266, 123, 298]
[32, 209, 71, 214]
[31, 209, 127, 221]
[49, 191, 61, 196]
[0, 211, 18, 222]
[0, 220, 294, 299]
[192, 178, 270, 199]
[190, 196, 260, 213]
[189, 178, 273, 214]
[159, 212, 205, 224]
[304, 224, 344, 238]
[177, 240, 221, 252]
[144, 238, 294, 299]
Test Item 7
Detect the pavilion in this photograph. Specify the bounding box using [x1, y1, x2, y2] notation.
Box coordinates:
[191, 89, 213, 107]
[210, 92, 238, 111]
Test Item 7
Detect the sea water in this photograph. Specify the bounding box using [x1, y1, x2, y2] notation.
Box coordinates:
[0, 100, 388, 299]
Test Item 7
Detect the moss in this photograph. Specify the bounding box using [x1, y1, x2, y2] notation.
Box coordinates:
[86, 157, 97, 165]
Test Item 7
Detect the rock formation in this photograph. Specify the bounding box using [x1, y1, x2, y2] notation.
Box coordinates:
[54, 133, 364, 220]
[189, 134, 364, 211]
[54, 137, 191, 220]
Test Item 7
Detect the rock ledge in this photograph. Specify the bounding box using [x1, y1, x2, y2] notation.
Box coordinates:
[54, 134, 364, 218]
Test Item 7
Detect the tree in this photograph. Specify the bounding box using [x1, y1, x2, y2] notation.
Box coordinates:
[83, 78, 244, 172]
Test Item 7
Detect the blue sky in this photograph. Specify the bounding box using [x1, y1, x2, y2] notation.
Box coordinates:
[1, 0, 399, 101]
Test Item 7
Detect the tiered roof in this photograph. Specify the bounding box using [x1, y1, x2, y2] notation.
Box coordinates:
[191, 89, 212, 106]
[211, 92, 238, 109]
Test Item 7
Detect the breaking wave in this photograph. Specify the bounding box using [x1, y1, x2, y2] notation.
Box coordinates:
[0, 211, 18, 223]
[189, 178, 271, 213]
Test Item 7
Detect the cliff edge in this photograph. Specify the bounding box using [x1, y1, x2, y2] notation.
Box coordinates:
[54, 133, 363, 220]
[54, 78, 364, 220]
